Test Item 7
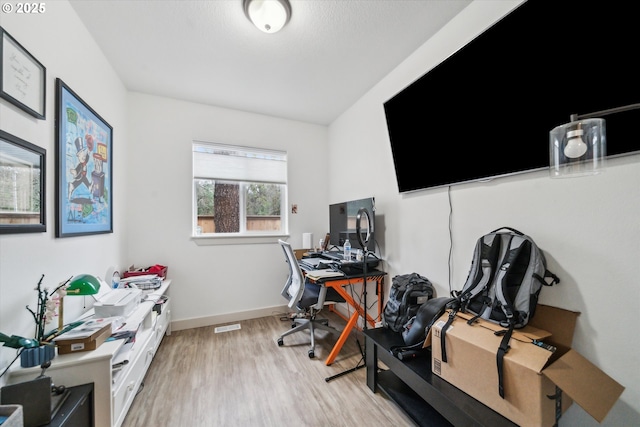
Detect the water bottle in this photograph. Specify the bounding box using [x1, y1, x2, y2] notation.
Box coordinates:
[343, 239, 351, 261]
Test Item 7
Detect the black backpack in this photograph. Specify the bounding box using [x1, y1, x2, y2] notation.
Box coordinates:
[389, 296, 455, 360]
[383, 273, 433, 333]
[440, 227, 560, 398]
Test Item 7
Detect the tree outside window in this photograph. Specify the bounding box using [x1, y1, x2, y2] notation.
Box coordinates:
[193, 142, 287, 236]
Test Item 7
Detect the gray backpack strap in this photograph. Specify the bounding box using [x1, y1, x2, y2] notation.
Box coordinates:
[460, 259, 492, 305]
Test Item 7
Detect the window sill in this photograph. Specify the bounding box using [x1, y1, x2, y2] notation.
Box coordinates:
[191, 234, 289, 246]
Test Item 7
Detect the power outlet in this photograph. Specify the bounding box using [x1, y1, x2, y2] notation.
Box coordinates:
[375, 321, 384, 328]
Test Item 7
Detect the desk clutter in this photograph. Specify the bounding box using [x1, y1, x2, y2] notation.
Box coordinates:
[112, 264, 167, 291]
[122, 264, 167, 279]
[299, 250, 380, 274]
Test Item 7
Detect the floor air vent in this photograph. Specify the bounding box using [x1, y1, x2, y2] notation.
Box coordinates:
[214, 324, 241, 333]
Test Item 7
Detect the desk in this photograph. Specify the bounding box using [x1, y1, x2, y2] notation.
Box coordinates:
[306, 269, 386, 365]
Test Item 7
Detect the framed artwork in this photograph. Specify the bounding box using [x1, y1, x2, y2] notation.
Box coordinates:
[0, 130, 46, 234]
[0, 26, 46, 119]
[55, 78, 113, 237]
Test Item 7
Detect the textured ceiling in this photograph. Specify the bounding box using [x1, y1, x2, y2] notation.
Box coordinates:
[70, 0, 472, 125]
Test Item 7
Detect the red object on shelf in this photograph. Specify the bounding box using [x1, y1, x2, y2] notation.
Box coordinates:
[123, 264, 167, 279]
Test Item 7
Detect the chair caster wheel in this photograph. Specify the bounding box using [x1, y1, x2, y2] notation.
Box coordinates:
[277, 338, 283, 346]
[308, 350, 314, 358]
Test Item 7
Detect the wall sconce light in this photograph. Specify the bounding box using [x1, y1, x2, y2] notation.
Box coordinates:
[58, 274, 101, 331]
[243, 0, 291, 34]
[549, 103, 640, 178]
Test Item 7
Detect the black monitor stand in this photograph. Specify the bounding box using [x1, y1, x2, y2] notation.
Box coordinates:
[325, 207, 374, 383]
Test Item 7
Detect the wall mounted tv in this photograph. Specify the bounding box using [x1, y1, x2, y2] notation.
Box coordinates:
[384, 1, 640, 193]
[329, 197, 375, 253]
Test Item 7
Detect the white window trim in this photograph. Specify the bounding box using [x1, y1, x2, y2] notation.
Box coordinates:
[192, 141, 288, 241]
[191, 234, 290, 246]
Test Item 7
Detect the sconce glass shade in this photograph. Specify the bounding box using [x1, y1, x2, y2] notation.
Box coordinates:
[549, 118, 606, 178]
[243, 0, 291, 33]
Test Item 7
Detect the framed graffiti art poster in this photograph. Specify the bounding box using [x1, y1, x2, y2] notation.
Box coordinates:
[55, 78, 113, 237]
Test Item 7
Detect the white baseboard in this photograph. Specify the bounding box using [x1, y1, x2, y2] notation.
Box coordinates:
[170, 304, 290, 331]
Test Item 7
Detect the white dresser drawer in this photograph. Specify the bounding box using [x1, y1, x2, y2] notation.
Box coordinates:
[112, 336, 154, 427]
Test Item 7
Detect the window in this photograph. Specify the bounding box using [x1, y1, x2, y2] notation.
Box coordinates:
[192, 141, 288, 237]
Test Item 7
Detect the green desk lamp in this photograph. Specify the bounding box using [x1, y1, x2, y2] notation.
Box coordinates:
[58, 274, 101, 331]
[0, 332, 40, 349]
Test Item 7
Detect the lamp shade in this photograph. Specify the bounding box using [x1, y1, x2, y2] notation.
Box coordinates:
[243, 0, 291, 33]
[67, 274, 101, 295]
[549, 118, 606, 178]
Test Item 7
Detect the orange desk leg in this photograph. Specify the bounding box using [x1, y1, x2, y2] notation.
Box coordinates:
[323, 278, 379, 365]
[325, 310, 360, 366]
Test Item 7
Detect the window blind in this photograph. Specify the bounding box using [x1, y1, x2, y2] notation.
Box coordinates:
[193, 141, 287, 184]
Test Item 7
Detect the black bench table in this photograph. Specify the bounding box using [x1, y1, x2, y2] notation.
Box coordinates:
[364, 327, 517, 427]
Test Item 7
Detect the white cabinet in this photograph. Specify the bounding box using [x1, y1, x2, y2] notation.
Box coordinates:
[8, 280, 171, 427]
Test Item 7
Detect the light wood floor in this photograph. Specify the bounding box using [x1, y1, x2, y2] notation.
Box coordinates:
[121, 310, 415, 427]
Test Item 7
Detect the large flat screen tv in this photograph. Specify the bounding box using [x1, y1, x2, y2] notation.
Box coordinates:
[329, 197, 375, 253]
[384, 1, 640, 193]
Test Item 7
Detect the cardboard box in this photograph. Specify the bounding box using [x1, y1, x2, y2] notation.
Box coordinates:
[429, 305, 624, 427]
[293, 249, 312, 260]
[55, 323, 111, 354]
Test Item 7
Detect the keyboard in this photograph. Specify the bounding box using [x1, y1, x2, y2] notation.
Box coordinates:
[320, 251, 344, 261]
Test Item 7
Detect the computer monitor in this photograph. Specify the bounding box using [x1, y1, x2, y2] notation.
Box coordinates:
[328, 197, 375, 252]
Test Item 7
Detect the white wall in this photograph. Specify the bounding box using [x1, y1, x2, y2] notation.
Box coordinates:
[328, 1, 640, 426]
[0, 1, 128, 381]
[125, 93, 328, 329]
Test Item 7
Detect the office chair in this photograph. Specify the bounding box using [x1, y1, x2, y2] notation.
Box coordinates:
[276, 239, 346, 358]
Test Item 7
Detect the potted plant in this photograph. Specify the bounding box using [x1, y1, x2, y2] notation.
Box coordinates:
[0, 274, 70, 368]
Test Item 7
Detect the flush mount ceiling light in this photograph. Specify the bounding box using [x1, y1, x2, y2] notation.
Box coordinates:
[243, 0, 291, 34]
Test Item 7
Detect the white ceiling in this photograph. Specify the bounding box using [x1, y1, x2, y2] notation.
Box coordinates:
[70, 0, 472, 126]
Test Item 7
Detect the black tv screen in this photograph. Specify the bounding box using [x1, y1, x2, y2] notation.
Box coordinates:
[384, 1, 640, 193]
[329, 197, 375, 252]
